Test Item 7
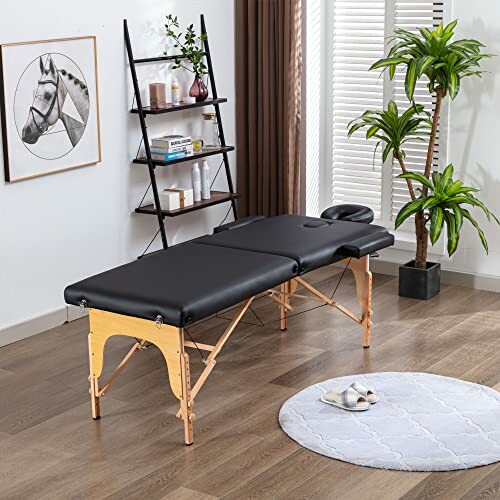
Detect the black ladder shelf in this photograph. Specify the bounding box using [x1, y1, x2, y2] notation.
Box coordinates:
[124, 14, 239, 251]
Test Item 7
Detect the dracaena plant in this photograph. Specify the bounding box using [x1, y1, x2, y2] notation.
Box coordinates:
[348, 20, 496, 268]
[396, 164, 499, 257]
[348, 101, 432, 201]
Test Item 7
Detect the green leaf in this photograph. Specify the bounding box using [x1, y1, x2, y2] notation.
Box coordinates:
[370, 57, 409, 71]
[443, 210, 459, 256]
[429, 206, 445, 244]
[388, 100, 398, 115]
[366, 125, 379, 139]
[461, 208, 489, 253]
[382, 142, 393, 162]
[404, 59, 418, 101]
[443, 20, 458, 36]
[389, 64, 396, 80]
[422, 196, 441, 210]
[441, 163, 454, 184]
[448, 204, 462, 231]
[448, 72, 461, 99]
[398, 172, 434, 190]
[446, 180, 464, 196]
[469, 196, 496, 222]
[417, 56, 435, 77]
[395, 199, 425, 229]
[432, 171, 443, 191]
[347, 121, 366, 137]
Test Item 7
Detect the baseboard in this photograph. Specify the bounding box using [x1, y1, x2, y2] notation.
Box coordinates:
[370, 259, 500, 293]
[0, 305, 88, 348]
[67, 304, 89, 323]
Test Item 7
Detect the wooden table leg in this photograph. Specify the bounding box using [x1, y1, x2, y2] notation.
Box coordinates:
[349, 256, 373, 348]
[88, 309, 185, 442]
[180, 352, 194, 445]
[88, 333, 101, 419]
[280, 282, 290, 331]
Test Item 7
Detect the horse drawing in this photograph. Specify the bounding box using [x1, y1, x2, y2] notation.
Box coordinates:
[22, 55, 90, 148]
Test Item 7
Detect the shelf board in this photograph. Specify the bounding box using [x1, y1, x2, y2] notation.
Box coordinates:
[135, 191, 240, 218]
[131, 98, 227, 115]
[133, 146, 235, 167]
[133, 53, 206, 64]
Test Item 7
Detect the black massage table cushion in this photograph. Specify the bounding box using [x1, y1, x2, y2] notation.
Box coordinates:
[64, 242, 298, 327]
[65, 215, 394, 326]
[197, 215, 394, 274]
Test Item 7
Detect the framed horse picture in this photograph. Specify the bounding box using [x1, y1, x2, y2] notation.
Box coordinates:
[0, 36, 101, 182]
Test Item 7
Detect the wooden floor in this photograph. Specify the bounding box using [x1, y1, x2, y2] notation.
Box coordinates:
[1, 267, 499, 499]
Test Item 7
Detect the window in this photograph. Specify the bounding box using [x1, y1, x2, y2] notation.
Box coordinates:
[305, 0, 448, 235]
[331, 1, 385, 219]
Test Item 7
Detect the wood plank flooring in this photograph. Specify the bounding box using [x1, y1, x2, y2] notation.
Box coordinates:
[0, 267, 499, 499]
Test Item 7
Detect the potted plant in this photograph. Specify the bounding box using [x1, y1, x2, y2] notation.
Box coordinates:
[165, 15, 209, 101]
[348, 20, 499, 300]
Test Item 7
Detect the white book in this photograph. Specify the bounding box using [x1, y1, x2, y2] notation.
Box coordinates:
[151, 145, 193, 154]
[152, 135, 191, 148]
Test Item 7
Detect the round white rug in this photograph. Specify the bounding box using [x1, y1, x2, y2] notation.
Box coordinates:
[279, 372, 500, 471]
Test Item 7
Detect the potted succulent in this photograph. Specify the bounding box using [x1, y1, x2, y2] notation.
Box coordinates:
[348, 20, 499, 299]
[165, 15, 209, 101]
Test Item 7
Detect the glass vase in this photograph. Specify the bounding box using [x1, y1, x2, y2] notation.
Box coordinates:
[189, 73, 209, 102]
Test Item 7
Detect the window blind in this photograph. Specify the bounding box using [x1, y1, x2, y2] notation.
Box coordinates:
[391, 0, 444, 219]
[331, 0, 385, 218]
[330, 0, 444, 222]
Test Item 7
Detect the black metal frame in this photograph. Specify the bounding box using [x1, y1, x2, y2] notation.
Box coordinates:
[124, 15, 238, 250]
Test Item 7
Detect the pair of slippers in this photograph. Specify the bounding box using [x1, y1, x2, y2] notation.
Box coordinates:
[321, 381, 379, 411]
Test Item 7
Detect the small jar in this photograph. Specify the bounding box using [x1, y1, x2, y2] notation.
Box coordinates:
[201, 112, 219, 149]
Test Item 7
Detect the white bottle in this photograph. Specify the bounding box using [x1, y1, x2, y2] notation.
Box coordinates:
[171, 76, 180, 106]
[191, 162, 201, 202]
[201, 160, 211, 200]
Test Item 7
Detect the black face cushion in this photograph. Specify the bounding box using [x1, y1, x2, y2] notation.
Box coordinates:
[64, 242, 298, 327]
[321, 204, 375, 224]
[197, 215, 393, 274]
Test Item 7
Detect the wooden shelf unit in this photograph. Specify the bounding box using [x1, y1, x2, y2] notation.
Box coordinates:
[133, 53, 206, 65]
[133, 146, 235, 167]
[136, 191, 241, 217]
[131, 97, 228, 115]
[124, 15, 239, 251]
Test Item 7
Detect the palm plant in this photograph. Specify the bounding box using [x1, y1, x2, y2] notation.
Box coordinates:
[348, 20, 496, 268]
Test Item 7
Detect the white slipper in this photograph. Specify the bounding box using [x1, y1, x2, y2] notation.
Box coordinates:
[349, 381, 379, 403]
[320, 387, 370, 411]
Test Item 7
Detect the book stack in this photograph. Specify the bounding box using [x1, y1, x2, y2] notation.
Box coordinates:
[150, 135, 193, 162]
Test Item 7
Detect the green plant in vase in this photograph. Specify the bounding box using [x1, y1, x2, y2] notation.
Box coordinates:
[165, 15, 209, 101]
[348, 20, 498, 299]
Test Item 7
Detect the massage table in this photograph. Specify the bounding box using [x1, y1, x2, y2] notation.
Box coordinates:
[65, 211, 394, 445]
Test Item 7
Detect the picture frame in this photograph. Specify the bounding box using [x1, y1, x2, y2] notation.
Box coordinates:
[0, 36, 101, 182]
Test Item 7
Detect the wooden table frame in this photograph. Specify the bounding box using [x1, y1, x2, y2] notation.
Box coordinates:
[86, 255, 372, 445]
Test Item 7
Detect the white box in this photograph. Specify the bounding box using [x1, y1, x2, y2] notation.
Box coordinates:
[164, 187, 194, 208]
[159, 190, 180, 211]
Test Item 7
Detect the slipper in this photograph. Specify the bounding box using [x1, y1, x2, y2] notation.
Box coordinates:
[320, 387, 370, 411]
[349, 381, 379, 403]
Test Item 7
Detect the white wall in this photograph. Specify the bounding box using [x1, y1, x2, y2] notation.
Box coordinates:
[379, 0, 500, 283]
[0, 0, 236, 333]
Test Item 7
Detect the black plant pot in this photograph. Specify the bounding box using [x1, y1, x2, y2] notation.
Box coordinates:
[399, 260, 441, 300]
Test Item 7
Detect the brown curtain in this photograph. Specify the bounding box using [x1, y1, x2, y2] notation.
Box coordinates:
[235, 0, 302, 217]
